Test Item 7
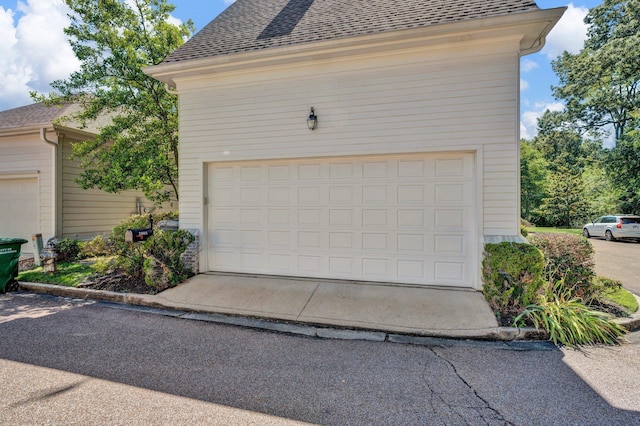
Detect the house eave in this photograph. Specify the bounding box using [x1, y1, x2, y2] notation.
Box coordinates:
[0, 124, 54, 138]
[145, 7, 566, 87]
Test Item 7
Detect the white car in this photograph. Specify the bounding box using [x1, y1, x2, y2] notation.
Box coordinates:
[583, 215, 640, 241]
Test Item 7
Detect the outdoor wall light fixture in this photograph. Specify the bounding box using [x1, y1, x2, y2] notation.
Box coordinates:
[307, 107, 318, 130]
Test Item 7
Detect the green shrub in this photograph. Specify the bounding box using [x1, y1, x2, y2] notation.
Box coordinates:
[590, 276, 622, 296]
[482, 242, 545, 321]
[80, 235, 110, 258]
[108, 214, 154, 255]
[115, 244, 147, 279]
[143, 229, 195, 290]
[530, 233, 596, 301]
[107, 214, 156, 277]
[56, 238, 81, 262]
[153, 210, 179, 221]
[105, 214, 192, 290]
[514, 287, 628, 347]
[108, 212, 179, 253]
[90, 257, 117, 275]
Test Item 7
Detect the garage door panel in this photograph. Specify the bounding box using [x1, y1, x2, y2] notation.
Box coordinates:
[362, 257, 388, 277]
[362, 233, 388, 252]
[0, 178, 38, 253]
[207, 153, 476, 287]
[434, 208, 469, 230]
[269, 253, 292, 272]
[363, 209, 388, 227]
[435, 261, 466, 282]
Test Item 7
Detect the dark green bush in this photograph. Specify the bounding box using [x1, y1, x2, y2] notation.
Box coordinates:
[56, 238, 81, 262]
[482, 242, 545, 321]
[530, 233, 596, 301]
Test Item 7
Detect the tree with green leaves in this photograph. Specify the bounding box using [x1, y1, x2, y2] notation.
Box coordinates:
[607, 121, 640, 212]
[539, 166, 591, 228]
[550, 0, 640, 214]
[531, 110, 585, 172]
[552, 0, 640, 141]
[520, 140, 549, 223]
[34, 0, 194, 204]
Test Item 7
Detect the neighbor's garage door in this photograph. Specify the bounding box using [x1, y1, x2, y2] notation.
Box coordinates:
[207, 153, 475, 287]
[0, 178, 38, 254]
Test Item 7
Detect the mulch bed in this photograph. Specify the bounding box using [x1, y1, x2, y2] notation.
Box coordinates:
[78, 269, 160, 295]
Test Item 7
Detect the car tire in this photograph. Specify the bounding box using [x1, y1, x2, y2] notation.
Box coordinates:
[605, 230, 615, 241]
[583, 228, 590, 238]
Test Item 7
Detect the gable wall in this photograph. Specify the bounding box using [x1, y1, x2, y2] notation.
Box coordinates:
[176, 36, 522, 270]
[0, 133, 54, 241]
[60, 136, 172, 239]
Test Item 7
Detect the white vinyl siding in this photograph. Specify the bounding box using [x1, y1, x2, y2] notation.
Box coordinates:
[483, 143, 519, 235]
[60, 137, 168, 239]
[175, 36, 522, 286]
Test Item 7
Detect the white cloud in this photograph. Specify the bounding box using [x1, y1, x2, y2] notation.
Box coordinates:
[541, 3, 589, 59]
[520, 102, 565, 140]
[0, 0, 80, 110]
[520, 79, 529, 92]
[521, 58, 539, 72]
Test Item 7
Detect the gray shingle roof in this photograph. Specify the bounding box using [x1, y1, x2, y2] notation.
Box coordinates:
[0, 102, 108, 135]
[163, 0, 541, 64]
[0, 103, 75, 131]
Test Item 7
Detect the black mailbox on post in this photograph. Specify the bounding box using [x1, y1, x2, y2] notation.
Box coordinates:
[125, 215, 154, 243]
[125, 228, 153, 242]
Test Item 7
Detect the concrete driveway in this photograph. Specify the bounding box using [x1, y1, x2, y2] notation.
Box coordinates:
[589, 237, 640, 296]
[1, 293, 639, 425]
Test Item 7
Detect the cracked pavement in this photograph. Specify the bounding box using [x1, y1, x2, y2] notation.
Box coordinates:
[1, 293, 638, 425]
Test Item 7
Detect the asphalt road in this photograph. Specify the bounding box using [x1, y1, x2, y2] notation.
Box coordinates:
[1, 293, 639, 425]
[590, 237, 640, 296]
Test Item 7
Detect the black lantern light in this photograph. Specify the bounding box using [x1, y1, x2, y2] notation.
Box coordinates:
[307, 107, 318, 130]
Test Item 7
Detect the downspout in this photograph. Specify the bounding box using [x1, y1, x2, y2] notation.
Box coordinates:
[40, 128, 58, 146]
[164, 83, 179, 95]
[40, 128, 61, 238]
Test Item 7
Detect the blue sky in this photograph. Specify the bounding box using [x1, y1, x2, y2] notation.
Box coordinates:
[0, 0, 602, 139]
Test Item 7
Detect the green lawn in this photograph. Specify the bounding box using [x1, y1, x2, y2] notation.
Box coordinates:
[602, 287, 639, 313]
[525, 227, 583, 236]
[18, 262, 95, 287]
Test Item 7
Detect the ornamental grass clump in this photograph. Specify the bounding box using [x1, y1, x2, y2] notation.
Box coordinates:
[514, 284, 628, 348]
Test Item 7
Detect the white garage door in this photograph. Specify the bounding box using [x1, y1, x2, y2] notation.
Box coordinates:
[0, 178, 38, 254]
[207, 153, 476, 287]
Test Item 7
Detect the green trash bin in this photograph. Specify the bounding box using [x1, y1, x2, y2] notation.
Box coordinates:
[0, 238, 28, 293]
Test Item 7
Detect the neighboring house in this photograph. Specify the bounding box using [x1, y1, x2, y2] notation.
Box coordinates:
[0, 102, 160, 253]
[145, 0, 564, 289]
